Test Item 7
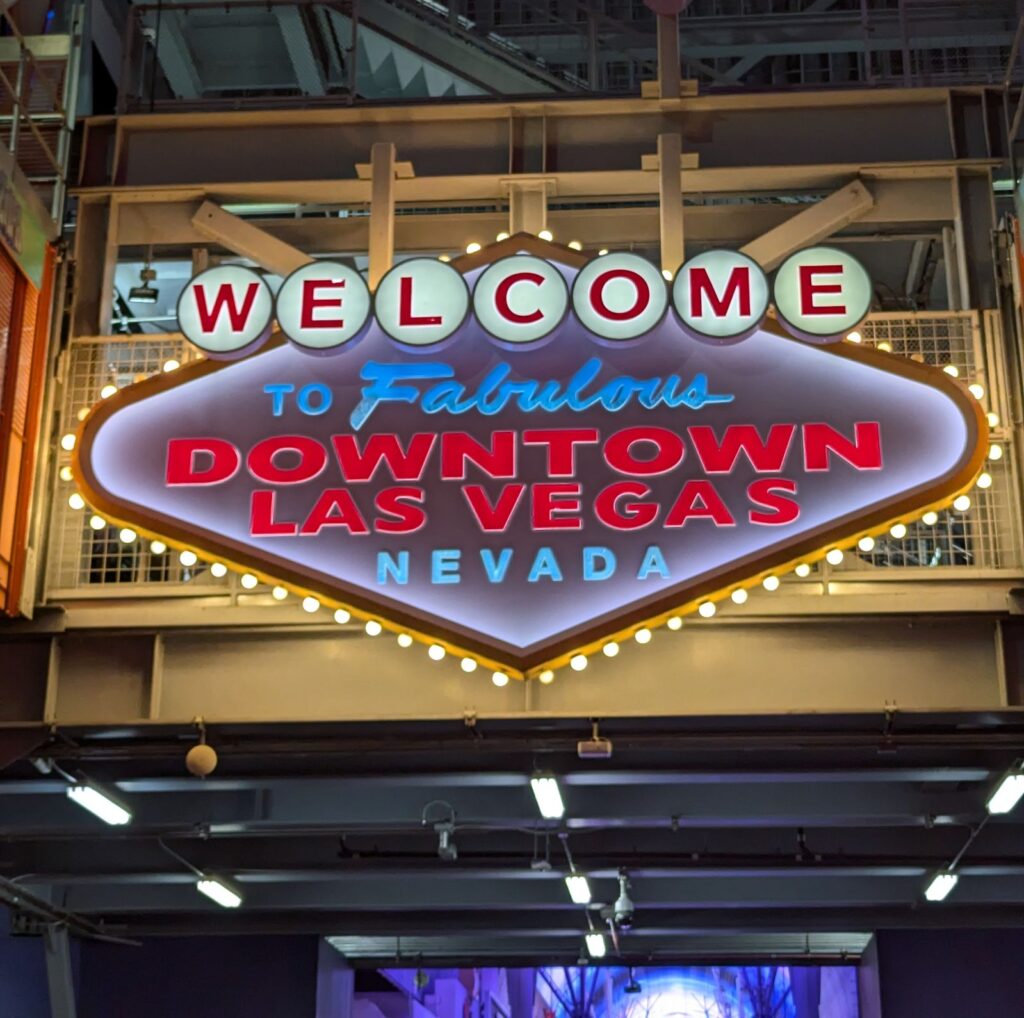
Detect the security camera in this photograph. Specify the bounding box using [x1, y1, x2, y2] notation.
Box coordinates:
[613, 870, 635, 929]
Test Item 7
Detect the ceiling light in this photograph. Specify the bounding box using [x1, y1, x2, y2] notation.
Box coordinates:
[986, 765, 1024, 815]
[531, 774, 565, 819]
[196, 874, 243, 909]
[128, 264, 159, 304]
[924, 869, 958, 902]
[565, 873, 592, 904]
[66, 782, 132, 826]
[585, 932, 606, 958]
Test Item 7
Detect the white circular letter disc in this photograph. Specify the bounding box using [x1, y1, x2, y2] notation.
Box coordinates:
[375, 258, 470, 347]
[473, 255, 568, 344]
[177, 265, 274, 358]
[571, 253, 668, 341]
[773, 246, 872, 343]
[276, 261, 371, 352]
[673, 249, 769, 344]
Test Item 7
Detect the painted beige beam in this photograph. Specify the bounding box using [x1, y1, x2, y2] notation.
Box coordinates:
[368, 142, 396, 290]
[656, 14, 681, 100]
[657, 133, 685, 274]
[508, 180, 548, 235]
[190, 200, 311, 276]
[98, 197, 120, 335]
[741, 179, 876, 271]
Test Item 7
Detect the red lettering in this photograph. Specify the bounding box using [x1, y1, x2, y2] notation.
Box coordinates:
[249, 489, 298, 535]
[166, 438, 239, 485]
[689, 266, 751, 318]
[331, 433, 436, 482]
[594, 481, 658, 530]
[590, 269, 650, 321]
[440, 431, 516, 480]
[462, 484, 525, 532]
[247, 436, 327, 485]
[522, 428, 599, 476]
[299, 489, 369, 535]
[664, 480, 735, 527]
[399, 275, 442, 326]
[798, 264, 845, 316]
[375, 487, 427, 533]
[688, 424, 796, 474]
[531, 483, 582, 530]
[495, 272, 544, 323]
[748, 478, 799, 525]
[803, 422, 882, 471]
[300, 278, 345, 329]
[193, 282, 261, 332]
[604, 427, 684, 476]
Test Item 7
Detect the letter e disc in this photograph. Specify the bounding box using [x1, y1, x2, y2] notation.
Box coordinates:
[178, 265, 274, 359]
[473, 255, 568, 345]
[375, 258, 470, 347]
[276, 261, 371, 352]
[673, 249, 768, 344]
[571, 252, 667, 341]
[773, 246, 872, 343]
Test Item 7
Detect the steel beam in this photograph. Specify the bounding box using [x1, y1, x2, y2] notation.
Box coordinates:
[273, 6, 327, 97]
[190, 200, 311, 277]
[657, 133, 684, 274]
[154, 10, 202, 100]
[368, 142, 395, 289]
[43, 925, 77, 1018]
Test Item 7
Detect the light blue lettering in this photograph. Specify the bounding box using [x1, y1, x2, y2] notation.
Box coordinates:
[431, 548, 461, 584]
[377, 550, 409, 584]
[528, 547, 563, 583]
[263, 383, 294, 416]
[637, 545, 670, 580]
[480, 548, 513, 583]
[297, 383, 332, 415]
[583, 546, 617, 581]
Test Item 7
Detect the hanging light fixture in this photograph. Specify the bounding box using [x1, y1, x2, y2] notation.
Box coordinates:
[129, 248, 160, 304]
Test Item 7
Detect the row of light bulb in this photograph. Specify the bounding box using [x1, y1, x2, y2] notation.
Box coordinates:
[451, 230, 608, 262]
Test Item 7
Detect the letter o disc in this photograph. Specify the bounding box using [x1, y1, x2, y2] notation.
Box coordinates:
[571, 253, 668, 341]
[773, 246, 872, 343]
[177, 265, 274, 359]
[473, 255, 569, 344]
[673, 249, 769, 344]
[276, 261, 371, 352]
[375, 258, 470, 347]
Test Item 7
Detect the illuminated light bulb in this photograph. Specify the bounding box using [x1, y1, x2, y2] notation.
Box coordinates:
[240, 573, 258, 589]
[68, 492, 85, 510]
[943, 364, 959, 377]
[602, 642, 620, 657]
[569, 654, 587, 671]
[762, 575, 780, 592]
[969, 383, 985, 400]
[953, 494, 971, 512]
[598, 248, 609, 256]
[150, 540, 166, 555]
[858, 535, 875, 552]
[634, 628, 652, 644]
[826, 548, 844, 566]
[272, 586, 288, 601]
[538, 229, 553, 242]
[100, 384, 118, 399]
[302, 596, 321, 614]
[496, 231, 510, 241]
[397, 633, 413, 648]
[538, 669, 555, 684]
[846, 331, 862, 343]
[461, 657, 478, 673]
[60, 433, 75, 451]
[365, 619, 383, 636]
[438, 254, 451, 262]
[179, 550, 197, 566]
[162, 359, 180, 373]
[428, 643, 446, 661]
[568, 240, 583, 251]
[731, 588, 748, 605]
[989, 443, 1003, 461]
[209, 562, 227, 578]
[492, 671, 509, 687]
[889, 523, 907, 539]
[661, 268, 673, 281]
[88, 514, 106, 531]
[666, 616, 683, 631]
[333, 608, 351, 623]
[76, 408, 89, 422]
[877, 341, 892, 352]
[987, 412, 1000, 428]
[59, 465, 73, 482]
[794, 563, 811, 577]
[922, 511, 938, 526]
[977, 472, 993, 489]
[118, 528, 137, 544]
[465, 242, 481, 254]
[697, 601, 716, 618]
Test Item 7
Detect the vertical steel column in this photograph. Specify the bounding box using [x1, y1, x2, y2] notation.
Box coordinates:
[656, 13, 681, 99]
[368, 141, 396, 290]
[43, 925, 77, 1018]
[509, 181, 548, 236]
[657, 133, 684, 275]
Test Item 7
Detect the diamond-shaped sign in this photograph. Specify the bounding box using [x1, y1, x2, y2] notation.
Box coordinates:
[74, 236, 986, 677]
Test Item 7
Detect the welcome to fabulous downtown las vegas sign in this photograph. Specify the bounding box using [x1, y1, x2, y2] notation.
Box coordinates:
[73, 235, 987, 679]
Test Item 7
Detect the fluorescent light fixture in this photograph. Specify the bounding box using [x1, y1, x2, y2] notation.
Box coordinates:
[66, 782, 132, 826]
[530, 774, 564, 819]
[196, 874, 243, 909]
[986, 767, 1024, 815]
[924, 869, 958, 902]
[585, 932, 606, 958]
[565, 873, 592, 904]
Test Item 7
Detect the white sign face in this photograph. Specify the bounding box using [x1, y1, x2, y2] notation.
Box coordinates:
[472, 255, 568, 344]
[374, 258, 470, 347]
[571, 253, 668, 341]
[773, 246, 872, 342]
[673, 249, 770, 344]
[275, 262, 371, 351]
[177, 266, 274, 358]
